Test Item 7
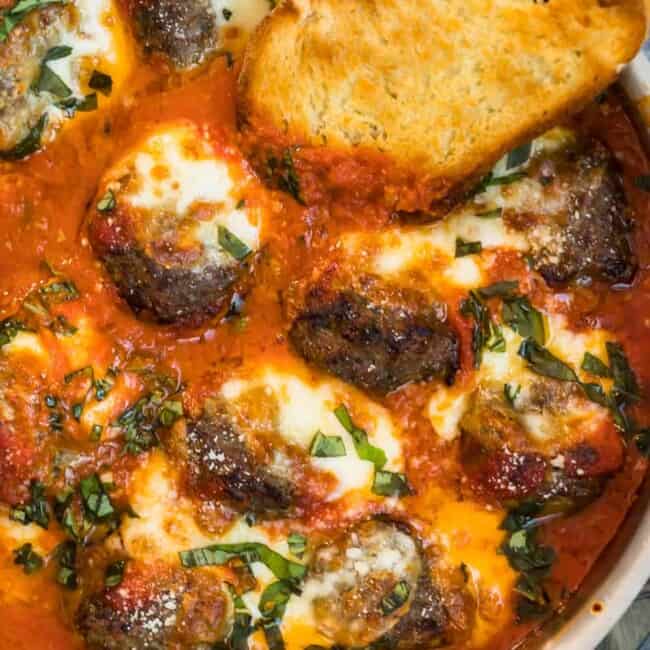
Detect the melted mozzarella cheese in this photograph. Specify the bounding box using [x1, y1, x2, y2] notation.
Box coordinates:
[107, 122, 262, 269]
[212, 0, 271, 53]
[221, 365, 404, 499]
[427, 315, 613, 443]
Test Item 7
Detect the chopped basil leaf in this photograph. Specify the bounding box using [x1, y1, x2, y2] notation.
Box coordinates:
[500, 501, 544, 532]
[502, 296, 545, 345]
[97, 189, 116, 212]
[381, 580, 410, 615]
[159, 399, 183, 427]
[0, 0, 64, 42]
[72, 402, 83, 421]
[478, 280, 519, 299]
[105, 559, 126, 587]
[287, 532, 307, 558]
[0, 317, 28, 346]
[372, 470, 411, 498]
[606, 342, 640, 403]
[460, 291, 501, 368]
[334, 404, 386, 468]
[222, 7, 232, 19]
[10, 480, 50, 528]
[634, 175, 650, 192]
[54, 540, 77, 589]
[473, 171, 527, 194]
[94, 373, 115, 401]
[90, 423, 103, 441]
[455, 237, 482, 257]
[48, 410, 63, 431]
[74, 92, 97, 111]
[580, 382, 609, 408]
[32, 60, 72, 98]
[259, 579, 295, 620]
[39, 279, 79, 304]
[218, 226, 252, 261]
[276, 149, 303, 204]
[262, 621, 286, 650]
[88, 69, 112, 96]
[64, 365, 93, 384]
[517, 339, 577, 382]
[45, 394, 58, 408]
[0, 113, 47, 161]
[506, 142, 532, 169]
[309, 431, 346, 458]
[476, 207, 503, 219]
[179, 542, 307, 581]
[504, 383, 521, 407]
[13, 543, 43, 574]
[581, 352, 611, 378]
[43, 44, 72, 61]
[79, 474, 115, 521]
[49, 314, 78, 336]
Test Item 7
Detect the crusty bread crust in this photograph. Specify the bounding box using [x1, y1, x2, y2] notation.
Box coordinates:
[238, 0, 646, 208]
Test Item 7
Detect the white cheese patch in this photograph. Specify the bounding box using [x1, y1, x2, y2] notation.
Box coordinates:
[427, 317, 613, 444]
[221, 366, 404, 499]
[114, 123, 261, 269]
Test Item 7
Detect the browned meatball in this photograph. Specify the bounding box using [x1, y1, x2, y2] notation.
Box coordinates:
[511, 138, 635, 286]
[130, 0, 218, 68]
[184, 409, 295, 518]
[306, 519, 472, 648]
[76, 561, 231, 650]
[289, 276, 459, 395]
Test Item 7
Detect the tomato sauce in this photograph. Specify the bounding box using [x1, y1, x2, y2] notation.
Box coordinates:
[0, 15, 649, 647]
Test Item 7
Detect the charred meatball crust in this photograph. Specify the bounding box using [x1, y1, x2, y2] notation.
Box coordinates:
[131, 0, 219, 68]
[518, 138, 636, 285]
[289, 277, 459, 395]
[76, 562, 230, 650]
[99, 245, 240, 325]
[184, 409, 295, 518]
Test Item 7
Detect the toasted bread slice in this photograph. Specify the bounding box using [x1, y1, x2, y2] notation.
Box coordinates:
[238, 0, 645, 208]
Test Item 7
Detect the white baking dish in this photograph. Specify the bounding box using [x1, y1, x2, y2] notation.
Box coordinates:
[535, 44, 650, 650]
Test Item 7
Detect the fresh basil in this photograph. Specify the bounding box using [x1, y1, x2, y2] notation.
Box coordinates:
[0, 0, 64, 42]
[218, 226, 252, 261]
[460, 291, 502, 368]
[381, 580, 410, 615]
[518, 339, 578, 382]
[88, 69, 112, 96]
[159, 399, 183, 427]
[32, 49, 73, 98]
[0, 113, 47, 160]
[372, 470, 411, 498]
[10, 480, 50, 528]
[262, 621, 286, 650]
[259, 579, 296, 620]
[179, 542, 307, 581]
[455, 237, 482, 257]
[607, 342, 640, 403]
[581, 352, 610, 378]
[96, 189, 116, 212]
[276, 148, 303, 204]
[334, 404, 386, 468]
[79, 474, 115, 521]
[222, 7, 232, 20]
[473, 171, 527, 195]
[40, 279, 79, 304]
[504, 383, 521, 407]
[228, 589, 254, 650]
[506, 142, 532, 169]
[309, 431, 346, 458]
[478, 280, 519, 299]
[54, 539, 77, 589]
[0, 317, 27, 346]
[13, 543, 43, 574]
[287, 533, 307, 558]
[502, 296, 545, 345]
[105, 559, 126, 587]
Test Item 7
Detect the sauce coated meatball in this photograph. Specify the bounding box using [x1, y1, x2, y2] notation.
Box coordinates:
[76, 561, 231, 650]
[289, 275, 459, 395]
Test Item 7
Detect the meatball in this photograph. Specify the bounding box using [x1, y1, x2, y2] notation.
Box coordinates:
[184, 409, 295, 518]
[459, 381, 624, 507]
[87, 122, 263, 325]
[508, 139, 635, 285]
[289, 276, 459, 395]
[0, 4, 65, 152]
[131, 0, 218, 68]
[306, 519, 469, 648]
[76, 561, 231, 650]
